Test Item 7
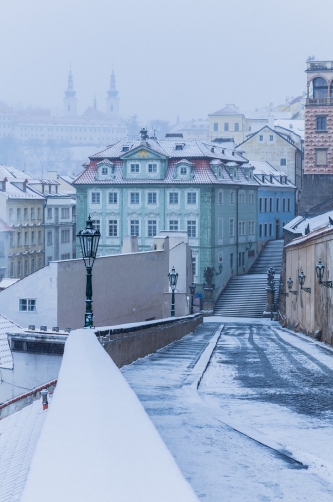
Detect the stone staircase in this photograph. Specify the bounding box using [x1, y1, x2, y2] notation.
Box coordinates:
[213, 240, 284, 318]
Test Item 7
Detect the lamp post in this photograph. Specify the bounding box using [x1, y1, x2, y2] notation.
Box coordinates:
[298, 269, 311, 294]
[280, 281, 289, 297]
[77, 216, 101, 328]
[168, 266, 178, 317]
[189, 282, 196, 314]
[315, 259, 333, 288]
[287, 277, 298, 296]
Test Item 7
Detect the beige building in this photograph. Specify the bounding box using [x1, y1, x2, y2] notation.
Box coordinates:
[284, 221, 333, 345]
[236, 126, 303, 189]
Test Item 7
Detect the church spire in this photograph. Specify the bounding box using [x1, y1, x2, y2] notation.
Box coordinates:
[107, 70, 118, 98]
[65, 70, 76, 98]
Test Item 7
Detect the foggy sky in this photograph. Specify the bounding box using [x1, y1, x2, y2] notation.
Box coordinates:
[1, 0, 332, 123]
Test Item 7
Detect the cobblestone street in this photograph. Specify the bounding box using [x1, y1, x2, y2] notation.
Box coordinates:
[122, 319, 333, 501]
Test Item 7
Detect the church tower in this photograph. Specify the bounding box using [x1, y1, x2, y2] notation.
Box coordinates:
[63, 70, 77, 117]
[106, 70, 120, 120]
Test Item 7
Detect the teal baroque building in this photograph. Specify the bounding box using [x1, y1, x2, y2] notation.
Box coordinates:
[73, 129, 259, 298]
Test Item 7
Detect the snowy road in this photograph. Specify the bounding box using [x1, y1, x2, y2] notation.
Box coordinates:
[122, 319, 333, 500]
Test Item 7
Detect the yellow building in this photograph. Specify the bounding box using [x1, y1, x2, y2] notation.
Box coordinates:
[0, 171, 44, 278]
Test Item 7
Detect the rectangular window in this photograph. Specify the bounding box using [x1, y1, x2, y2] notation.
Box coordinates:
[239, 192, 245, 204]
[147, 220, 157, 237]
[108, 192, 118, 204]
[90, 221, 100, 234]
[147, 192, 157, 204]
[234, 123, 239, 132]
[31, 259, 35, 272]
[10, 233, 14, 247]
[47, 231, 52, 246]
[259, 224, 263, 237]
[23, 208, 28, 220]
[269, 223, 272, 236]
[101, 167, 108, 175]
[187, 220, 197, 238]
[61, 229, 70, 243]
[238, 221, 245, 236]
[130, 220, 139, 236]
[130, 192, 140, 204]
[230, 190, 235, 204]
[24, 232, 28, 245]
[17, 261, 22, 276]
[264, 224, 268, 237]
[316, 116, 327, 131]
[259, 198, 263, 212]
[276, 198, 280, 212]
[224, 123, 229, 131]
[19, 299, 36, 312]
[61, 253, 70, 260]
[180, 166, 187, 175]
[249, 220, 255, 235]
[61, 208, 69, 219]
[264, 198, 268, 212]
[191, 256, 197, 277]
[10, 262, 14, 277]
[282, 198, 286, 212]
[108, 220, 118, 237]
[238, 252, 245, 268]
[218, 190, 223, 205]
[38, 230, 42, 244]
[148, 163, 157, 173]
[37, 207, 41, 219]
[169, 192, 179, 204]
[280, 158, 287, 166]
[31, 231, 35, 245]
[213, 123, 218, 132]
[9, 208, 13, 220]
[187, 192, 196, 204]
[130, 163, 140, 173]
[229, 218, 234, 237]
[17, 232, 21, 246]
[38, 257, 42, 269]
[31, 207, 35, 219]
[17, 208, 21, 220]
[230, 253, 234, 269]
[249, 192, 254, 204]
[91, 192, 100, 204]
[259, 135, 264, 141]
[47, 208, 52, 219]
[315, 149, 328, 166]
[218, 218, 223, 238]
[269, 134, 274, 141]
[288, 198, 291, 212]
[169, 220, 179, 231]
[269, 198, 273, 212]
[24, 260, 29, 275]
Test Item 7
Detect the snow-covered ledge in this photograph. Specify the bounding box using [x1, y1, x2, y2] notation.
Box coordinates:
[21, 329, 198, 502]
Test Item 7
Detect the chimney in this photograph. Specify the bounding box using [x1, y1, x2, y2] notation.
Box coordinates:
[1, 177, 7, 192]
[23, 179, 27, 192]
[40, 389, 48, 410]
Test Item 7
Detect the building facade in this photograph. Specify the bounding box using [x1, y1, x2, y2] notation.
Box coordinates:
[299, 59, 333, 212]
[73, 131, 259, 297]
[236, 126, 303, 190]
[252, 161, 296, 246]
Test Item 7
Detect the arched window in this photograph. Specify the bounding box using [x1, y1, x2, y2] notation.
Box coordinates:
[313, 77, 328, 99]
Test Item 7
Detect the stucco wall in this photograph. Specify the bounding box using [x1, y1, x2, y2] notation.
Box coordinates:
[285, 229, 333, 343]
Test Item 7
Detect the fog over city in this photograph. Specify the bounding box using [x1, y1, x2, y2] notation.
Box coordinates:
[1, 0, 332, 122]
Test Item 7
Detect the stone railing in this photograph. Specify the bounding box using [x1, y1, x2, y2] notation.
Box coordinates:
[95, 314, 203, 367]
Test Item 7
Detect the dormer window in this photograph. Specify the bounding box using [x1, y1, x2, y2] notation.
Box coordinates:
[95, 159, 115, 180]
[122, 146, 129, 152]
[172, 159, 194, 180]
[180, 167, 187, 175]
[175, 143, 184, 151]
[148, 163, 157, 173]
[102, 167, 108, 175]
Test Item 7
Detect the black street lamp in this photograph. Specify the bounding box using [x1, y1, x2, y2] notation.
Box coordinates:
[287, 277, 298, 296]
[168, 266, 178, 317]
[189, 282, 196, 314]
[298, 269, 311, 294]
[315, 259, 333, 288]
[77, 216, 101, 328]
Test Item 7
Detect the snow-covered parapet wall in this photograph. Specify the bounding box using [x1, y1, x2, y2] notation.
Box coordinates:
[21, 329, 199, 502]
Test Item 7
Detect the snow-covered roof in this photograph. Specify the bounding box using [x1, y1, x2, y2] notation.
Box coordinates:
[250, 161, 295, 188]
[284, 210, 333, 236]
[0, 314, 20, 370]
[285, 224, 333, 248]
[0, 398, 48, 502]
[274, 119, 304, 140]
